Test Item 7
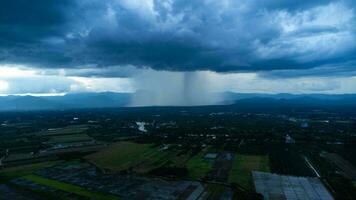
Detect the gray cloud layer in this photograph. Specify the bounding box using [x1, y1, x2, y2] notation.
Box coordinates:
[0, 0, 355, 76]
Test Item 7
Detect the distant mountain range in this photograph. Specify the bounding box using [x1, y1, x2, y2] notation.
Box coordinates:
[0, 92, 131, 111]
[222, 92, 356, 102]
[1, 92, 356, 111]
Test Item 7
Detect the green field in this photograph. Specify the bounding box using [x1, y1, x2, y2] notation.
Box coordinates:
[168, 153, 191, 167]
[0, 161, 60, 181]
[186, 151, 213, 179]
[38, 125, 93, 144]
[85, 142, 174, 173]
[24, 175, 119, 200]
[228, 154, 270, 190]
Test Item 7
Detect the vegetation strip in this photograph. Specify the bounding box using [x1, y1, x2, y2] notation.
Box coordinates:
[0, 161, 60, 181]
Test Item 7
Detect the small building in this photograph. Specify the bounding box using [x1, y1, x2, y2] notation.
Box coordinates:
[204, 153, 218, 160]
[301, 122, 309, 128]
[285, 134, 295, 144]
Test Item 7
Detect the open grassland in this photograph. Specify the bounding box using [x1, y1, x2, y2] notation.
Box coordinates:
[0, 161, 60, 182]
[85, 142, 174, 173]
[24, 175, 119, 200]
[228, 154, 270, 190]
[186, 151, 213, 180]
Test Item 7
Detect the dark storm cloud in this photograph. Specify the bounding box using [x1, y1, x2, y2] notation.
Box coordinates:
[0, 0, 77, 66]
[0, 0, 74, 44]
[251, 0, 334, 11]
[260, 59, 356, 78]
[0, 0, 355, 76]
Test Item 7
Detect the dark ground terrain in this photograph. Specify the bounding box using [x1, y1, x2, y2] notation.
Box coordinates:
[0, 101, 355, 199]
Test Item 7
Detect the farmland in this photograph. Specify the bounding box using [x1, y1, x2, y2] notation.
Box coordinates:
[0, 106, 356, 199]
[0, 161, 60, 182]
[23, 175, 119, 200]
[186, 150, 213, 180]
[39, 125, 89, 136]
[47, 133, 92, 144]
[39, 125, 93, 144]
[228, 154, 270, 190]
[86, 142, 217, 178]
[321, 152, 356, 180]
[85, 142, 174, 173]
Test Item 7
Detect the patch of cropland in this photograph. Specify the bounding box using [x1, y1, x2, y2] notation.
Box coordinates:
[185, 150, 213, 180]
[85, 142, 216, 179]
[205, 152, 234, 182]
[17, 175, 119, 200]
[202, 184, 231, 199]
[321, 152, 356, 181]
[39, 125, 93, 144]
[32, 162, 206, 200]
[228, 154, 270, 190]
[86, 142, 177, 173]
[0, 161, 60, 182]
[269, 145, 315, 177]
[47, 133, 92, 144]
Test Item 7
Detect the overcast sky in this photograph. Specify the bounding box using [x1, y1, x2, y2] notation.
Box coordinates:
[0, 0, 356, 97]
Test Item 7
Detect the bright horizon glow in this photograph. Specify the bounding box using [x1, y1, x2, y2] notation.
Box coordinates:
[0, 80, 9, 92]
[1, 65, 356, 96]
[0, 93, 66, 97]
[0, 65, 37, 77]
